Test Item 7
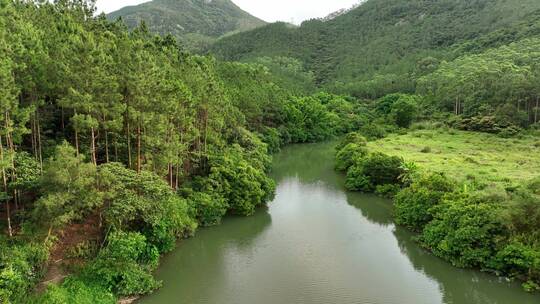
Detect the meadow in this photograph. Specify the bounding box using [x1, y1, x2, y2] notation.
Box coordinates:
[368, 127, 540, 187]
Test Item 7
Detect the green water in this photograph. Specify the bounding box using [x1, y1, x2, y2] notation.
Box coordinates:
[140, 142, 540, 304]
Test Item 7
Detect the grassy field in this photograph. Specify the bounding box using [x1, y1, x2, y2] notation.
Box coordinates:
[368, 128, 540, 187]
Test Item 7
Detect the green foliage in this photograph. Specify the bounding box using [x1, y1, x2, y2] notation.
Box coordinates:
[394, 173, 455, 230]
[204, 146, 276, 216]
[0, 239, 49, 303]
[34, 277, 116, 304]
[493, 242, 540, 291]
[335, 132, 367, 152]
[86, 231, 161, 296]
[100, 163, 197, 253]
[212, 0, 540, 97]
[257, 127, 282, 154]
[419, 38, 540, 128]
[33, 143, 101, 232]
[335, 143, 367, 172]
[391, 97, 418, 128]
[186, 191, 228, 227]
[420, 193, 506, 268]
[345, 152, 405, 192]
[283, 96, 339, 143]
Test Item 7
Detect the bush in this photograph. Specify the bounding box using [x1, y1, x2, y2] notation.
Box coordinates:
[394, 173, 455, 231]
[335, 143, 367, 171]
[335, 132, 367, 152]
[391, 98, 417, 128]
[359, 123, 387, 140]
[34, 277, 116, 304]
[345, 152, 405, 192]
[375, 184, 402, 198]
[420, 194, 505, 268]
[100, 163, 197, 253]
[449, 115, 522, 135]
[0, 240, 49, 303]
[258, 127, 282, 154]
[186, 191, 228, 227]
[205, 146, 276, 216]
[86, 231, 161, 297]
[420, 146, 431, 153]
[492, 242, 540, 291]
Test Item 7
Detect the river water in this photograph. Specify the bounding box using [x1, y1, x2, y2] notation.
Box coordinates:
[140, 142, 540, 304]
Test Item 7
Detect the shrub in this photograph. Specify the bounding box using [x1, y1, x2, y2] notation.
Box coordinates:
[394, 173, 455, 231]
[345, 152, 405, 192]
[187, 191, 228, 227]
[205, 146, 276, 216]
[86, 231, 161, 297]
[391, 98, 417, 128]
[34, 277, 116, 304]
[375, 184, 402, 198]
[492, 242, 540, 291]
[0, 240, 49, 303]
[420, 146, 431, 153]
[335, 143, 367, 171]
[420, 194, 506, 268]
[258, 127, 282, 154]
[335, 132, 367, 151]
[359, 123, 387, 140]
[100, 163, 197, 253]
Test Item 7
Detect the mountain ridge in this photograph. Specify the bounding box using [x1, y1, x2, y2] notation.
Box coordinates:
[210, 0, 540, 97]
[107, 0, 266, 50]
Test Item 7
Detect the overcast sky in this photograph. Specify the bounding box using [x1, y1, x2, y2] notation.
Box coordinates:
[95, 0, 361, 24]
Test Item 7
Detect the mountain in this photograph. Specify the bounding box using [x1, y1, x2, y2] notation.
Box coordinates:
[210, 0, 540, 97]
[108, 0, 266, 50]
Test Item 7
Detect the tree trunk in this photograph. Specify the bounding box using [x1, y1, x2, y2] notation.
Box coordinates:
[105, 131, 109, 163]
[137, 123, 141, 173]
[534, 96, 539, 123]
[114, 136, 119, 162]
[61, 107, 65, 134]
[91, 127, 97, 166]
[0, 134, 12, 237]
[126, 107, 132, 169]
[31, 115, 37, 161]
[36, 112, 43, 171]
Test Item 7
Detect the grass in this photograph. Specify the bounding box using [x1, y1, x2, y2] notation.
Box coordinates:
[368, 128, 540, 187]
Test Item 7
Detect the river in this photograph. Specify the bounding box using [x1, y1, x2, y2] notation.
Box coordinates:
[139, 141, 540, 304]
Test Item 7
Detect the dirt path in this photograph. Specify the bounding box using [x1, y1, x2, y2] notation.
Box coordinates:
[37, 214, 103, 292]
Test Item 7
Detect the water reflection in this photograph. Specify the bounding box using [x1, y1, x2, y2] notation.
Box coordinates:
[140, 142, 540, 304]
[393, 226, 540, 304]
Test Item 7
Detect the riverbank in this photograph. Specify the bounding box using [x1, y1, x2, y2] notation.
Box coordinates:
[138, 142, 540, 304]
[335, 129, 540, 292]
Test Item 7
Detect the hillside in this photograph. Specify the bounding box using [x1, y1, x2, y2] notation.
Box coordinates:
[108, 0, 266, 50]
[210, 0, 540, 97]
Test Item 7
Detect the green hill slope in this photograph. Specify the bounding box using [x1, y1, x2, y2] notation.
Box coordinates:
[210, 0, 540, 96]
[108, 0, 266, 50]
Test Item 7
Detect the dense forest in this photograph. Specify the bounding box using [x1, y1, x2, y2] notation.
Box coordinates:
[2, 0, 540, 302]
[212, 0, 540, 98]
[0, 1, 362, 302]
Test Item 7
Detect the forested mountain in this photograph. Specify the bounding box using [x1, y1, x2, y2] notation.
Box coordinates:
[108, 0, 266, 50]
[211, 0, 540, 96]
[2, 0, 540, 302]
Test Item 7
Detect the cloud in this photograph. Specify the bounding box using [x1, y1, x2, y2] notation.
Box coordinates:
[232, 0, 361, 24]
[96, 0, 361, 24]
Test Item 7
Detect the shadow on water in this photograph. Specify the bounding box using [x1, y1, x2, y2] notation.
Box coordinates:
[138, 209, 272, 304]
[393, 226, 540, 304]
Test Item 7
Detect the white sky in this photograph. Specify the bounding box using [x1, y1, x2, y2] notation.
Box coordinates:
[95, 0, 361, 24]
